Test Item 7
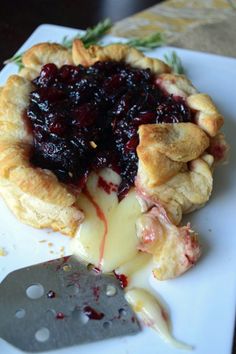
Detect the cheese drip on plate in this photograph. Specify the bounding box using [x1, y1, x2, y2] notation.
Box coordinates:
[117, 254, 193, 350]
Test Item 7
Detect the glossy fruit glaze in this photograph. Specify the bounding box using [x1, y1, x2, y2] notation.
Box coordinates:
[26, 61, 192, 199]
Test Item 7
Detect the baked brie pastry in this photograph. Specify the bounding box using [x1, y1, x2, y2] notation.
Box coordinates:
[0, 40, 227, 279]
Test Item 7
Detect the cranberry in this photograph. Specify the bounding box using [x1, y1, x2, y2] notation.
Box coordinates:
[58, 65, 81, 82]
[125, 135, 139, 151]
[111, 94, 131, 116]
[156, 96, 191, 124]
[47, 290, 56, 299]
[72, 103, 98, 127]
[26, 61, 193, 198]
[83, 306, 104, 320]
[104, 74, 124, 93]
[34, 63, 58, 86]
[49, 119, 65, 135]
[56, 312, 65, 319]
[132, 111, 156, 126]
[114, 272, 128, 288]
[31, 87, 65, 105]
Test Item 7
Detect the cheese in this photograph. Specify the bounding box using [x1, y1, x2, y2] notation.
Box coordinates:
[70, 168, 194, 349]
[117, 254, 192, 350]
[70, 168, 141, 272]
[125, 288, 193, 350]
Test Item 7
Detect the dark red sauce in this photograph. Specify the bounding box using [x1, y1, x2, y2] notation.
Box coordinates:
[114, 272, 128, 288]
[56, 256, 71, 271]
[56, 312, 65, 319]
[26, 61, 192, 199]
[98, 176, 118, 194]
[83, 306, 104, 320]
[84, 187, 108, 269]
[92, 286, 100, 302]
[62, 256, 71, 263]
[47, 290, 56, 299]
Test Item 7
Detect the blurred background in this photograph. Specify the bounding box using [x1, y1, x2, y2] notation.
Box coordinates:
[0, 0, 162, 65]
[1, 0, 235, 67]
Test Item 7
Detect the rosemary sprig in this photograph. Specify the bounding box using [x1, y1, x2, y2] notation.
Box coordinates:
[4, 18, 166, 71]
[62, 18, 112, 49]
[3, 53, 24, 70]
[126, 32, 165, 51]
[163, 51, 185, 74]
[4, 18, 112, 70]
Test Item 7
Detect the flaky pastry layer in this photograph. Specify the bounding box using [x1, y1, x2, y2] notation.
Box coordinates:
[0, 39, 226, 276]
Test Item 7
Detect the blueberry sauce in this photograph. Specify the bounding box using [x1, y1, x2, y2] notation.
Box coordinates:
[26, 61, 192, 199]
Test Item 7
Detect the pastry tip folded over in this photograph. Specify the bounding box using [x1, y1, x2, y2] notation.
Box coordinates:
[72, 39, 171, 74]
[137, 122, 210, 188]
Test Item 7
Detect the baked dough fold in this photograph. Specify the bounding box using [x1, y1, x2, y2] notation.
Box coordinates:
[136, 153, 214, 225]
[0, 142, 83, 235]
[72, 39, 170, 74]
[0, 40, 225, 241]
[137, 123, 210, 187]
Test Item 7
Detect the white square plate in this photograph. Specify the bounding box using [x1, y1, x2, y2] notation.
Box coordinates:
[0, 24, 236, 354]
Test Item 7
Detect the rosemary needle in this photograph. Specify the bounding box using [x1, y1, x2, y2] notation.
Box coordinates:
[4, 19, 183, 75]
[163, 51, 185, 74]
[126, 32, 166, 51]
[62, 18, 112, 49]
[4, 18, 113, 70]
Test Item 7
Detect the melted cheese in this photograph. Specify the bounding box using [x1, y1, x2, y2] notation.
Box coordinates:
[125, 288, 192, 350]
[117, 254, 192, 350]
[70, 168, 141, 272]
[70, 168, 193, 349]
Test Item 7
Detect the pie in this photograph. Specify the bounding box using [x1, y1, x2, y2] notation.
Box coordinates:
[0, 40, 228, 280]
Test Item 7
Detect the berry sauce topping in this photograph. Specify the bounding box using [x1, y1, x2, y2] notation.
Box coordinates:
[56, 312, 65, 320]
[26, 61, 192, 199]
[47, 290, 56, 299]
[83, 306, 104, 320]
[114, 272, 129, 289]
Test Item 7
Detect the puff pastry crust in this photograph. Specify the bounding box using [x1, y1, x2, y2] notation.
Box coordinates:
[0, 39, 226, 264]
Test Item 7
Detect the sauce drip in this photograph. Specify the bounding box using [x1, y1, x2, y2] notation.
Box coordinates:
[84, 187, 108, 269]
[83, 306, 104, 320]
[114, 272, 129, 288]
[47, 290, 56, 298]
[56, 312, 65, 319]
[98, 176, 118, 194]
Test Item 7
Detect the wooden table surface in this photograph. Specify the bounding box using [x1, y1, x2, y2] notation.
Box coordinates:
[0, 0, 162, 67]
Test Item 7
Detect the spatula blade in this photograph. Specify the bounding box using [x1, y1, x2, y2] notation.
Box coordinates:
[0, 256, 140, 352]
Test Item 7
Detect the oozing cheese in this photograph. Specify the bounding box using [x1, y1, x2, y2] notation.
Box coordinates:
[70, 168, 194, 349]
[117, 254, 192, 350]
[70, 168, 141, 272]
[125, 287, 192, 350]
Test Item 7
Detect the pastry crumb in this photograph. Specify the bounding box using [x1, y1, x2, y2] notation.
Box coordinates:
[60, 246, 65, 257]
[89, 140, 97, 148]
[48, 242, 54, 247]
[0, 247, 7, 256]
[39, 239, 47, 243]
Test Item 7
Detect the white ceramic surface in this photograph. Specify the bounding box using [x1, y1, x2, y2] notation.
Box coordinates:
[0, 24, 236, 354]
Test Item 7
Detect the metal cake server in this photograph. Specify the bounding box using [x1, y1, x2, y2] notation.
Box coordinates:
[0, 256, 140, 352]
